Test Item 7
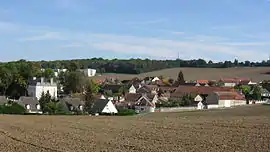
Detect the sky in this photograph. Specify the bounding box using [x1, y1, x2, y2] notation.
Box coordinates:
[0, 0, 270, 62]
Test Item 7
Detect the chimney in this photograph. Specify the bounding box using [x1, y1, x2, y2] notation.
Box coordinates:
[50, 78, 54, 85]
[41, 77, 44, 83]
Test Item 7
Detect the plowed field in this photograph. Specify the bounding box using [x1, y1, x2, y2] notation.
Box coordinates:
[1, 105, 270, 152]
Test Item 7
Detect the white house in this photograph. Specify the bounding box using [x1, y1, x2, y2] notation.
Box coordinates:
[27, 77, 58, 100]
[54, 68, 67, 77]
[80, 68, 96, 77]
[129, 85, 137, 93]
[152, 77, 160, 82]
[194, 94, 203, 102]
[90, 99, 118, 114]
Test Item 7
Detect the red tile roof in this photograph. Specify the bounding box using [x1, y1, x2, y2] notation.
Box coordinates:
[196, 80, 209, 84]
[215, 92, 245, 100]
[171, 86, 235, 97]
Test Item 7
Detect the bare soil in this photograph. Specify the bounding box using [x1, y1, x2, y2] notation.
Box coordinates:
[92, 67, 270, 82]
[0, 105, 270, 152]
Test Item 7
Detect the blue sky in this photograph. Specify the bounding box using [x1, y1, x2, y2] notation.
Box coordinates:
[0, 0, 270, 62]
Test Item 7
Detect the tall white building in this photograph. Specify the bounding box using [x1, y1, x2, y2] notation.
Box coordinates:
[80, 68, 97, 77]
[27, 77, 58, 100]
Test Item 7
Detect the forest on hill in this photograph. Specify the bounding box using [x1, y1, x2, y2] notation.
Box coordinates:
[6, 58, 269, 74]
[1, 58, 270, 75]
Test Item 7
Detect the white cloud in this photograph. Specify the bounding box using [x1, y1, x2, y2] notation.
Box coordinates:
[171, 31, 185, 35]
[54, 0, 90, 13]
[19, 32, 65, 41]
[0, 21, 19, 32]
[218, 42, 270, 46]
[61, 42, 84, 48]
[126, 19, 166, 25]
[10, 22, 267, 61]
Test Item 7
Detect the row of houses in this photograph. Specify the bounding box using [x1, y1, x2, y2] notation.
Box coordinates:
[0, 96, 118, 115]
[41, 68, 97, 77]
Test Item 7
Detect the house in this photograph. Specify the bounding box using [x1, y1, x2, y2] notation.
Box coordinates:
[27, 77, 57, 100]
[205, 91, 246, 109]
[170, 85, 235, 99]
[220, 77, 255, 87]
[128, 85, 137, 93]
[137, 85, 159, 94]
[62, 97, 85, 112]
[261, 88, 270, 98]
[54, 68, 67, 77]
[152, 77, 160, 82]
[79, 68, 96, 77]
[0, 96, 7, 105]
[101, 84, 123, 94]
[196, 80, 209, 86]
[124, 93, 158, 113]
[194, 94, 203, 102]
[220, 78, 238, 87]
[17, 97, 42, 114]
[89, 99, 118, 114]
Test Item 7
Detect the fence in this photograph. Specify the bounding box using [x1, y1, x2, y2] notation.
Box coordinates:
[155, 107, 198, 112]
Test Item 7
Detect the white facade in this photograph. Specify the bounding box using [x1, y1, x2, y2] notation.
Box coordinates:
[224, 83, 236, 87]
[28, 78, 57, 100]
[129, 85, 136, 93]
[101, 100, 118, 114]
[80, 68, 96, 77]
[152, 77, 160, 82]
[194, 95, 203, 102]
[197, 101, 204, 109]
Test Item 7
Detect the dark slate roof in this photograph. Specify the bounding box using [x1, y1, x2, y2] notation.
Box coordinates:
[18, 97, 40, 111]
[0, 96, 7, 105]
[125, 93, 142, 102]
[62, 97, 85, 110]
[90, 99, 109, 113]
[102, 84, 123, 93]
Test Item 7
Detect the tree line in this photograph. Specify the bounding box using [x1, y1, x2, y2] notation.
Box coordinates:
[18, 58, 270, 74]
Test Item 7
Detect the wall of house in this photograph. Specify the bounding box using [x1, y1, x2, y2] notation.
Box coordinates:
[135, 106, 155, 113]
[80, 69, 96, 77]
[102, 101, 118, 114]
[129, 86, 136, 93]
[194, 95, 203, 102]
[35, 85, 58, 100]
[219, 100, 246, 107]
[207, 105, 220, 109]
[224, 83, 236, 87]
[157, 107, 197, 112]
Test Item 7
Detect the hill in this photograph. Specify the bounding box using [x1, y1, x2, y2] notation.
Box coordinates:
[92, 67, 270, 82]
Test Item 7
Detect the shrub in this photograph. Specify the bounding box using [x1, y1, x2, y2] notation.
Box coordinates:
[117, 109, 137, 116]
[0, 103, 26, 114]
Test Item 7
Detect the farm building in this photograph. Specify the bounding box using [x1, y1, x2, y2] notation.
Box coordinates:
[204, 91, 246, 109]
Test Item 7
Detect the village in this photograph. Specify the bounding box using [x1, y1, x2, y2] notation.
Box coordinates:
[1, 67, 269, 115]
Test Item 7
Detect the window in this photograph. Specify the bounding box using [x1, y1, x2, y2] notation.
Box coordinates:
[25, 104, 30, 110]
[36, 104, 41, 110]
[79, 105, 83, 111]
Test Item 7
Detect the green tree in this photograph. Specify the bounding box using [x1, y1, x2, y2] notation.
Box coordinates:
[84, 80, 100, 113]
[175, 70, 185, 86]
[39, 91, 52, 112]
[250, 85, 261, 100]
[63, 71, 86, 94]
[42, 68, 55, 78]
